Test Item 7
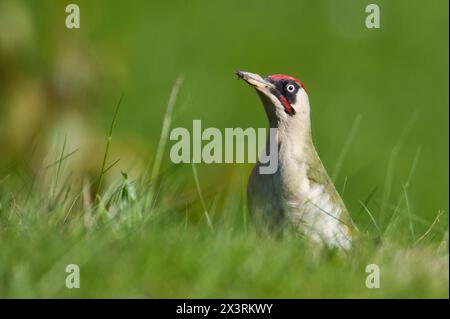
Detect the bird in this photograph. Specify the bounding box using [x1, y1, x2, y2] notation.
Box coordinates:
[236, 70, 356, 249]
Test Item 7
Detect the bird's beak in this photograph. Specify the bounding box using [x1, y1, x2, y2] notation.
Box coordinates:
[236, 70, 297, 116]
[236, 70, 275, 92]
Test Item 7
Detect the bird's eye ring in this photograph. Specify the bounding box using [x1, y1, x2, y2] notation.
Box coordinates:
[286, 84, 295, 93]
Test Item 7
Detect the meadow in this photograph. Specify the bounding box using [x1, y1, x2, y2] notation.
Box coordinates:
[0, 0, 448, 298]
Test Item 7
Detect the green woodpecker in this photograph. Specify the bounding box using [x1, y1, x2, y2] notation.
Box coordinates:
[237, 70, 356, 249]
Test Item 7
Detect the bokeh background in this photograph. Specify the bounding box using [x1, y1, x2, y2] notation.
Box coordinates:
[0, 0, 448, 298]
[0, 0, 448, 239]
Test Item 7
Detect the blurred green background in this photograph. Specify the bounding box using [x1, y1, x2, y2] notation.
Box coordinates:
[0, 0, 448, 298]
[1, 0, 447, 226]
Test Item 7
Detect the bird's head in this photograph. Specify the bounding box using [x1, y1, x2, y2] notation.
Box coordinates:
[236, 70, 310, 128]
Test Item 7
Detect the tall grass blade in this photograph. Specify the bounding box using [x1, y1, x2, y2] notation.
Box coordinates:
[380, 111, 418, 223]
[149, 75, 184, 183]
[402, 183, 415, 240]
[384, 146, 421, 235]
[241, 174, 248, 233]
[96, 93, 124, 199]
[359, 200, 382, 236]
[341, 176, 348, 197]
[54, 135, 67, 192]
[416, 210, 444, 244]
[45, 148, 80, 169]
[332, 114, 362, 182]
[191, 163, 214, 231]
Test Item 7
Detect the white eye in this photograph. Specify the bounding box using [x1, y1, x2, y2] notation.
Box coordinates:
[286, 84, 295, 93]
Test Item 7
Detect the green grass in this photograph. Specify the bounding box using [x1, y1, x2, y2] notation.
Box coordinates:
[0, 169, 448, 298]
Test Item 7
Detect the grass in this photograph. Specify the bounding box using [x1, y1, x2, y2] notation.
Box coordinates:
[0, 80, 448, 299]
[0, 174, 448, 298]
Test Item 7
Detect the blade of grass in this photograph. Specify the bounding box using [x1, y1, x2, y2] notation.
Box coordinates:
[45, 148, 80, 169]
[144, 75, 183, 211]
[63, 193, 81, 225]
[416, 210, 445, 244]
[96, 93, 124, 199]
[380, 114, 418, 228]
[149, 75, 184, 183]
[54, 135, 67, 192]
[332, 114, 362, 182]
[353, 186, 378, 225]
[359, 200, 382, 237]
[380, 145, 398, 222]
[241, 173, 248, 233]
[102, 158, 121, 176]
[402, 182, 415, 240]
[191, 163, 214, 231]
[379, 200, 447, 234]
[383, 146, 421, 235]
[341, 176, 348, 197]
[49, 135, 68, 203]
